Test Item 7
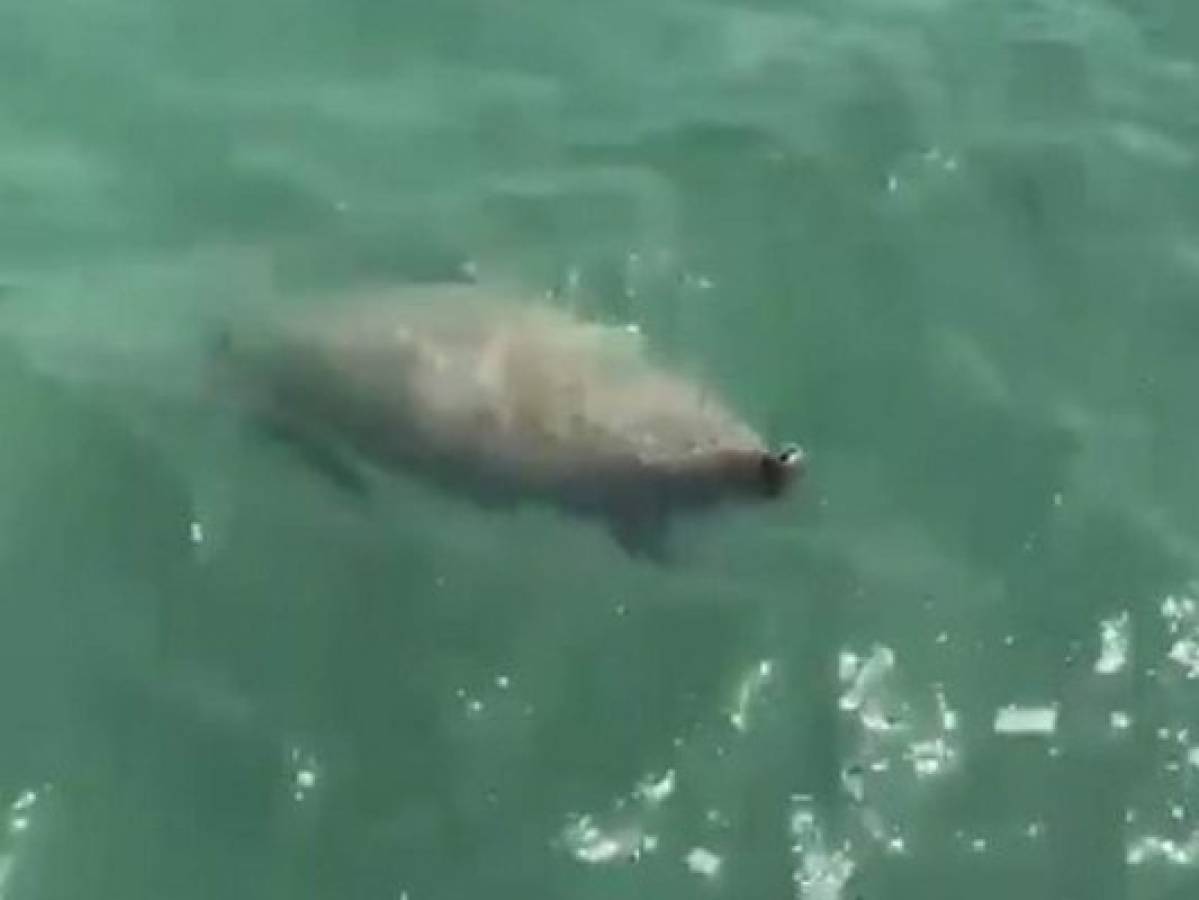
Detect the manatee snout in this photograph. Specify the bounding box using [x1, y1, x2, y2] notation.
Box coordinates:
[760, 443, 806, 498]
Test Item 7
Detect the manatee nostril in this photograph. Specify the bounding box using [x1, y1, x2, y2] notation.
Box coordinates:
[776, 443, 806, 472]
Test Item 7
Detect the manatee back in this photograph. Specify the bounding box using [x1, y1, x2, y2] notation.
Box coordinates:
[225, 285, 768, 491]
[435, 298, 766, 475]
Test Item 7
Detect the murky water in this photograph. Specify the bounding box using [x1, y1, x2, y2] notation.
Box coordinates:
[1, 1, 1198, 897]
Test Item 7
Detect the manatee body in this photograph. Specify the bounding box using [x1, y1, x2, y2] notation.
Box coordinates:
[218, 284, 804, 558]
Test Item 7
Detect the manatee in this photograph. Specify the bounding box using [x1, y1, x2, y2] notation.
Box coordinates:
[215, 284, 804, 559]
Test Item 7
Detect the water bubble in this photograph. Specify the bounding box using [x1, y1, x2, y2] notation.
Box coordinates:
[8, 788, 41, 835]
[288, 748, 320, 802]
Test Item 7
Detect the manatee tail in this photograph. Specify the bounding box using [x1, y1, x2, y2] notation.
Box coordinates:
[0, 245, 276, 409]
[0, 246, 286, 560]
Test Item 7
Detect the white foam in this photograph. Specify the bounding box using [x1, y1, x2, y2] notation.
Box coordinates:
[1168, 640, 1199, 678]
[635, 769, 676, 806]
[1095, 611, 1130, 674]
[840, 766, 865, 802]
[10, 791, 37, 814]
[838, 645, 894, 714]
[907, 737, 955, 777]
[685, 847, 723, 879]
[789, 803, 855, 899]
[561, 815, 653, 865]
[1127, 832, 1199, 866]
[729, 659, 775, 732]
[993, 705, 1057, 736]
[935, 685, 958, 732]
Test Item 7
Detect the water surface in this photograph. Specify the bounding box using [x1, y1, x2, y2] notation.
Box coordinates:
[1, 1, 1199, 898]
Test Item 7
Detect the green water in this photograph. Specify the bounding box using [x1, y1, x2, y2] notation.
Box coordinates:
[2, 0, 1199, 897]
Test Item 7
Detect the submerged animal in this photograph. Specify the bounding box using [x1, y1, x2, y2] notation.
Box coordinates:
[215, 283, 804, 559]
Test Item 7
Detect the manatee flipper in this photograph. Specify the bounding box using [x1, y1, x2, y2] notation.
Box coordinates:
[256, 417, 372, 499]
[607, 507, 672, 562]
